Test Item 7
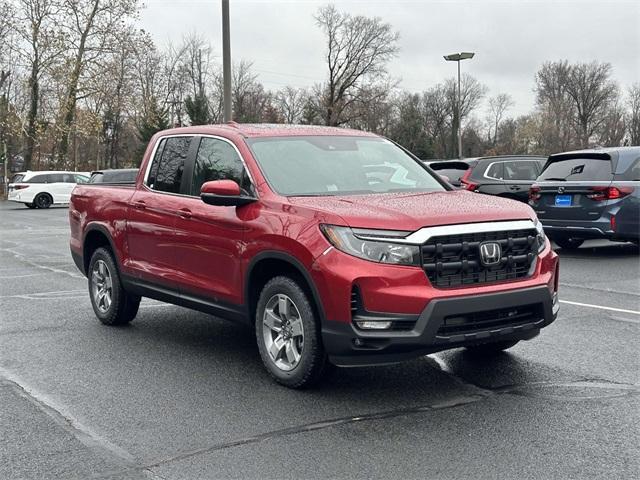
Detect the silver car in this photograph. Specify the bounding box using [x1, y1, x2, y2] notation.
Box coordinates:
[529, 147, 640, 249]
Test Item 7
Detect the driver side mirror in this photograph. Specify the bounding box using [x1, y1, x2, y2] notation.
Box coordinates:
[200, 180, 256, 207]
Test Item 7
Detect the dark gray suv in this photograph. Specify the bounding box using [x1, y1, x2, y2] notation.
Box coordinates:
[529, 147, 640, 249]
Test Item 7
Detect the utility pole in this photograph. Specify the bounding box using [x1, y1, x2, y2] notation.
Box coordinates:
[444, 52, 475, 159]
[222, 0, 232, 122]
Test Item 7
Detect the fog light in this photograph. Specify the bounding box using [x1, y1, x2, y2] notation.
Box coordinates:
[356, 321, 393, 330]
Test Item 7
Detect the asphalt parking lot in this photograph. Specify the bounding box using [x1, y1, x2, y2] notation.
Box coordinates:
[1, 201, 639, 480]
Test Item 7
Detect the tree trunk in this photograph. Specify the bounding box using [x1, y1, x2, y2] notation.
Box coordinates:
[56, 0, 100, 167]
[23, 62, 39, 171]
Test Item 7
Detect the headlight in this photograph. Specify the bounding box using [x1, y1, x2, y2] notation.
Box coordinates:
[534, 218, 546, 253]
[320, 225, 420, 266]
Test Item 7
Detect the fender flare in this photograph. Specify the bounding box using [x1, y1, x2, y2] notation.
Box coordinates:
[82, 223, 121, 275]
[244, 250, 327, 324]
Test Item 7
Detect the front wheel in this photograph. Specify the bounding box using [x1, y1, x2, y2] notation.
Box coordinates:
[256, 276, 330, 388]
[88, 247, 140, 326]
[465, 340, 519, 356]
[554, 236, 584, 250]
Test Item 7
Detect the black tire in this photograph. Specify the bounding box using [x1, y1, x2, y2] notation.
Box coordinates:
[465, 340, 519, 356]
[24, 203, 36, 209]
[88, 247, 140, 326]
[34, 193, 52, 209]
[554, 236, 584, 250]
[256, 276, 329, 388]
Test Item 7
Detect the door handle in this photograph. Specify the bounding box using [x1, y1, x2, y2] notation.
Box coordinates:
[509, 186, 521, 191]
[133, 200, 146, 210]
[178, 209, 192, 219]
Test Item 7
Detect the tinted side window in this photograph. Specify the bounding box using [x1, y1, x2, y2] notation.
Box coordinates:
[48, 173, 65, 183]
[616, 158, 640, 181]
[62, 173, 76, 183]
[146, 138, 167, 188]
[484, 162, 504, 180]
[75, 174, 89, 183]
[90, 173, 104, 183]
[503, 161, 540, 181]
[151, 137, 190, 194]
[540, 158, 613, 181]
[27, 174, 46, 183]
[191, 138, 251, 195]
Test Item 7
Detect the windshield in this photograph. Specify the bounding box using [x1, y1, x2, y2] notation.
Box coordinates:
[246, 136, 445, 196]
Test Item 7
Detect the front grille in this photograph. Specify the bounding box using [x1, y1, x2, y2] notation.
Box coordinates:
[421, 228, 538, 288]
[437, 303, 543, 337]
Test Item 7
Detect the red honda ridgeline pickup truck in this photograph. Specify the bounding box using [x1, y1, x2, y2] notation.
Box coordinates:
[70, 124, 559, 388]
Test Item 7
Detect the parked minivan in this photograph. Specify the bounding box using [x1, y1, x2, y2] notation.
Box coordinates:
[529, 147, 640, 249]
[8, 171, 90, 208]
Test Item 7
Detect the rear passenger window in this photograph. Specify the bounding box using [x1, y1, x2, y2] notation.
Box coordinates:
[191, 137, 252, 195]
[485, 162, 504, 180]
[49, 174, 65, 183]
[148, 137, 191, 194]
[503, 161, 540, 181]
[28, 174, 46, 183]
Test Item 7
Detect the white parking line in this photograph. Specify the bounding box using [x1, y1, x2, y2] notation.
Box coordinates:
[559, 300, 640, 316]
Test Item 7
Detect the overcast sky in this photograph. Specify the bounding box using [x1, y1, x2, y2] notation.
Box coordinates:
[141, 0, 640, 118]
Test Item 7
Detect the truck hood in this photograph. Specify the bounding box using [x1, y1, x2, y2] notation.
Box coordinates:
[288, 190, 535, 232]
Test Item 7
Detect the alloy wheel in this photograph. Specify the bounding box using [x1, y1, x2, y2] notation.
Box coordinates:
[91, 259, 113, 313]
[262, 294, 305, 371]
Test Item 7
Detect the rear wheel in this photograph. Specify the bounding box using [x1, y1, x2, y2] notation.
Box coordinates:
[465, 340, 519, 356]
[88, 247, 140, 326]
[554, 236, 584, 250]
[34, 193, 52, 209]
[256, 276, 329, 388]
[24, 203, 36, 209]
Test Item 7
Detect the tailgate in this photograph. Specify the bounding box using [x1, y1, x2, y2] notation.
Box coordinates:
[535, 181, 612, 221]
[534, 155, 614, 221]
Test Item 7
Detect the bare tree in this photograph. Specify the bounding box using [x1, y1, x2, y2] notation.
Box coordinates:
[13, 0, 64, 170]
[626, 83, 640, 146]
[445, 74, 487, 156]
[564, 61, 619, 147]
[487, 93, 514, 145]
[535, 60, 575, 152]
[422, 84, 451, 158]
[315, 4, 399, 126]
[595, 102, 625, 147]
[56, 0, 139, 166]
[275, 86, 307, 124]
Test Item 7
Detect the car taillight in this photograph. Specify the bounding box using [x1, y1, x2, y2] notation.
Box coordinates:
[12, 184, 30, 190]
[529, 184, 541, 201]
[586, 186, 633, 201]
[459, 169, 478, 191]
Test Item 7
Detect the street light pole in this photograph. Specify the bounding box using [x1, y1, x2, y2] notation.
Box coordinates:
[444, 52, 475, 159]
[222, 0, 232, 122]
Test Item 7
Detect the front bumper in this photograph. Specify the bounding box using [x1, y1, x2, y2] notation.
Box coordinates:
[323, 285, 558, 366]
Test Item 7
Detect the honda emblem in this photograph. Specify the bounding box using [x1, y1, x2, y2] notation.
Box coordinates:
[479, 242, 502, 266]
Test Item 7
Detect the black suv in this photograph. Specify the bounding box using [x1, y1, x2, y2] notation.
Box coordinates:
[429, 156, 546, 202]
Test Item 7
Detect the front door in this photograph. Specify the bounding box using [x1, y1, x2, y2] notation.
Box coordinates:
[171, 136, 254, 307]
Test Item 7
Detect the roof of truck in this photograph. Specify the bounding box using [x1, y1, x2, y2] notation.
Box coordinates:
[158, 123, 377, 139]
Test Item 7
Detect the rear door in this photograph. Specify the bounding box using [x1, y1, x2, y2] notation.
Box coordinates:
[501, 159, 544, 202]
[126, 136, 195, 286]
[534, 155, 614, 221]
